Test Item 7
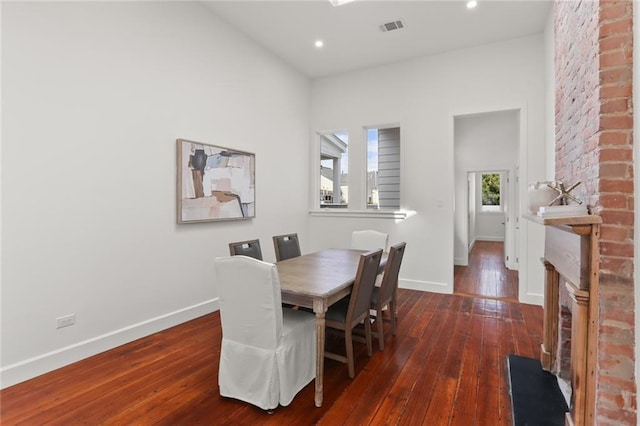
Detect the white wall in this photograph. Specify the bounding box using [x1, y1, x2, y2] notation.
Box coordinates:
[544, 5, 556, 182]
[1, 2, 310, 387]
[454, 111, 519, 265]
[309, 35, 548, 302]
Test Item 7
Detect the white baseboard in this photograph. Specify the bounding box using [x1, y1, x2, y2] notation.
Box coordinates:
[519, 292, 543, 306]
[475, 236, 505, 242]
[0, 299, 219, 389]
[505, 260, 519, 271]
[399, 278, 452, 294]
[454, 256, 468, 266]
[400, 280, 543, 306]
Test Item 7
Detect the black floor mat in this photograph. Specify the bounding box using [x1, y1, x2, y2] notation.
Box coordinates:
[507, 354, 569, 426]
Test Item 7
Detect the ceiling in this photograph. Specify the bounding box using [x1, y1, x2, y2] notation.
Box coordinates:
[203, 0, 552, 79]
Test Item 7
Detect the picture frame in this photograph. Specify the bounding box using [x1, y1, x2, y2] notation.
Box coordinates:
[177, 139, 255, 223]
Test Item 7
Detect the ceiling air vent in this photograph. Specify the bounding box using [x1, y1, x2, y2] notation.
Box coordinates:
[380, 19, 405, 33]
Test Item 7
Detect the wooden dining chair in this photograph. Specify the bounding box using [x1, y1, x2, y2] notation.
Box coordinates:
[324, 249, 383, 378]
[272, 233, 301, 262]
[370, 242, 406, 351]
[228, 239, 263, 261]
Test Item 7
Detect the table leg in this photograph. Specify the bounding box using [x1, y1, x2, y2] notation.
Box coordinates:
[313, 299, 327, 407]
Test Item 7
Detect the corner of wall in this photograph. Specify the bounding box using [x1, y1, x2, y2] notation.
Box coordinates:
[0, 299, 219, 389]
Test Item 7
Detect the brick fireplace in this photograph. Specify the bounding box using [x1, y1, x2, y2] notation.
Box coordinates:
[553, 1, 636, 424]
[536, 216, 600, 425]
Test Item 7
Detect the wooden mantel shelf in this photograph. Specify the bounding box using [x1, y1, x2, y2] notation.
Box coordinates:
[524, 214, 602, 236]
[523, 213, 602, 226]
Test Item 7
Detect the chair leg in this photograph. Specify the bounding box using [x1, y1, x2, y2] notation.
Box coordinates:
[389, 299, 397, 335]
[345, 328, 355, 378]
[393, 286, 399, 317]
[364, 318, 373, 357]
[376, 307, 385, 351]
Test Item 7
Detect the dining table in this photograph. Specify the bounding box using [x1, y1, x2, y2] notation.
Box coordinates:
[276, 248, 386, 407]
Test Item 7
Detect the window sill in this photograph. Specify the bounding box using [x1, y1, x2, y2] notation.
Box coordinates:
[309, 209, 407, 219]
[478, 210, 505, 215]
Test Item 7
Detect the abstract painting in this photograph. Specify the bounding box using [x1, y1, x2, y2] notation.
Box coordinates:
[177, 139, 255, 223]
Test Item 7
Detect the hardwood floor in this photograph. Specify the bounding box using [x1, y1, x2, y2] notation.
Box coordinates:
[1, 248, 541, 425]
[454, 241, 519, 301]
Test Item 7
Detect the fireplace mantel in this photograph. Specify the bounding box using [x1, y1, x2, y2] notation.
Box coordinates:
[525, 213, 601, 230]
[525, 213, 601, 426]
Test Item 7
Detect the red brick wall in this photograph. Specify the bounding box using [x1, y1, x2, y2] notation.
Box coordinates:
[555, 0, 600, 206]
[554, 1, 636, 424]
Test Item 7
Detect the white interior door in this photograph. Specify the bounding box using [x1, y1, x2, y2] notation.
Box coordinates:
[468, 175, 473, 251]
[502, 170, 509, 267]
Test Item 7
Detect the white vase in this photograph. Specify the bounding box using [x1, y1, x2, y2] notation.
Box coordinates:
[528, 181, 559, 213]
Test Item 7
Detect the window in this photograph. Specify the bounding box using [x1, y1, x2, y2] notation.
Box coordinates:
[367, 127, 400, 209]
[481, 172, 502, 211]
[314, 126, 404, 217]
[320, 132, 348, 207]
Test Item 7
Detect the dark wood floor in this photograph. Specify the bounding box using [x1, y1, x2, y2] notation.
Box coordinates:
[1, 245, 542, 425]
[454, 241, 519, 301]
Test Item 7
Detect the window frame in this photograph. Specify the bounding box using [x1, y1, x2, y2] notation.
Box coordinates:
[311, 125, 406, 220]
[318, 130, 349, 209]
[479, 171, 504, 213]
[365, 125, 401, 211]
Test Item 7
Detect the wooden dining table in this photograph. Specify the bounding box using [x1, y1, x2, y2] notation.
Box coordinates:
[277, 248, 386, 407]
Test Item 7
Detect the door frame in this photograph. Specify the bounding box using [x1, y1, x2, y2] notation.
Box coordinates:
[452, 107, 523, 273]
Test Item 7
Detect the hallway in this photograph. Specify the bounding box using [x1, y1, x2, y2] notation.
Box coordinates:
[454, 241, 519, 301]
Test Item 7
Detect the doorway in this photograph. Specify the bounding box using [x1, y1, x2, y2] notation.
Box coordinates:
[468, 170, 512, 264]
[453, 109, 520, 299]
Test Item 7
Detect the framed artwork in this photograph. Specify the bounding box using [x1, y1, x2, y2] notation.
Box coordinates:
[177, 139, 255, 223]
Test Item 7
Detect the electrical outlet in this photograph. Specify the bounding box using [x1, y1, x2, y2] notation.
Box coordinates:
[56, 314, 76, 329]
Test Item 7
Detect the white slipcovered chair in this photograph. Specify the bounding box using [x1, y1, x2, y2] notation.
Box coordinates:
[351, 230, 389, 251]
[214, 255, 316, 410]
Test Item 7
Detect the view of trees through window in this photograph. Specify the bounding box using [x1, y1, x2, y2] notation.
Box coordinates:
[482, 173, 501, 206]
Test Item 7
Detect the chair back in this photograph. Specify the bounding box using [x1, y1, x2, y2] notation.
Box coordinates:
[273, 233, 301, 261]
[214, 256, 282, 350]
[378, 242, 407, 304]
[228, 239, 263, 261]
[351, 230, 389, 251]
[347, 249, 383, 325]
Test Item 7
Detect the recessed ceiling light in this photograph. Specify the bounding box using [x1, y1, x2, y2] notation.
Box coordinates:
[329, 0, 356, 7]
[315, 40, 324, 48]
[467, 0, 478, 8]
